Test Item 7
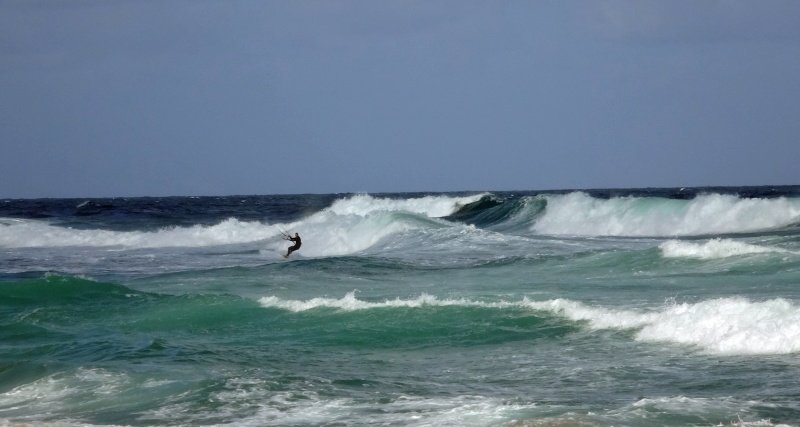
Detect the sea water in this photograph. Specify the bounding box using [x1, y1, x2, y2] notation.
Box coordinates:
[2, 187, 800, 426]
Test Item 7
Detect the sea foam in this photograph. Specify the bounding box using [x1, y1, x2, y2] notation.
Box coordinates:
[659, 238, 792, 259]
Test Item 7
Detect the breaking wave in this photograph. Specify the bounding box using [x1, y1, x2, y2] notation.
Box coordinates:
[0, 194, 483, 251]
[530, 192, 800, 236]
[446, 192, 800, 237]
[259, 293, 800, 355]
[3, 192, 799, 254]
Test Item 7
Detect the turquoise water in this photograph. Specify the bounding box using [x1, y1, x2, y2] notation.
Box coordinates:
[2, 188, 800, 426]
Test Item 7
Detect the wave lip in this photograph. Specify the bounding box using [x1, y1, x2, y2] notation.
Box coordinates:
[660, 238, 792, 259]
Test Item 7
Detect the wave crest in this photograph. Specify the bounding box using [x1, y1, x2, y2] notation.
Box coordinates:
[531, 192, 800, 236]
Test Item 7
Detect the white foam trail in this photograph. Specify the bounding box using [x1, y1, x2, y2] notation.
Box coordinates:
[260, 293, 800, 355]
[532, 192, 800, 236]
[660, 238, 792, 259]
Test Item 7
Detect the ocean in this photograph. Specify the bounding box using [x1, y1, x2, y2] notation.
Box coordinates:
[2, 186, 800, 426]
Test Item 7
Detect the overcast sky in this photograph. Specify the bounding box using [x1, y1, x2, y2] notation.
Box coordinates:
[2, 1, 799, 197]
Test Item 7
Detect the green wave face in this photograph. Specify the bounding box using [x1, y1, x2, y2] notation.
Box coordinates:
[2, 275, 577, 352]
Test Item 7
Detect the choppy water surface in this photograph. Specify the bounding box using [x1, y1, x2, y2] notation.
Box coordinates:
[2, 187, 800, 426]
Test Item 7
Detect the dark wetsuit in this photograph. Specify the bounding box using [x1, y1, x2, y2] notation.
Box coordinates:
[286, 235, 301, 257]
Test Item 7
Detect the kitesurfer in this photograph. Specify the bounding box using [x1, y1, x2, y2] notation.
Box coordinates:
[284, 232, 301, 258]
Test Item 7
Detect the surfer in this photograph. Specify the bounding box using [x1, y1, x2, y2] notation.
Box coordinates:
[284, 232, 301, 258]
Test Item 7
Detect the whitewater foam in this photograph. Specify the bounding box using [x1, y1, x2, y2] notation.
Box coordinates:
[259, 293, 800, 355]
[0, 218, 281, 249]
[157, 388, 538, 427]
[531, 297, 800, 355]
[619, 396, 789, 427]
[0, 368, 130, 420]
[531, 192, 800, 236]
[660, 239, 792, 259]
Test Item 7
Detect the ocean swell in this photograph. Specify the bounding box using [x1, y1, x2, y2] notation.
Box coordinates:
[259, 293, 800, 355]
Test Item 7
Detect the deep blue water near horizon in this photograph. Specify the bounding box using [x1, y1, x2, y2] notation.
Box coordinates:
[2, 186, 800, 426]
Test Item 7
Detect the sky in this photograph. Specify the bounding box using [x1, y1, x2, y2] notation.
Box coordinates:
[1, 0, 799, 198]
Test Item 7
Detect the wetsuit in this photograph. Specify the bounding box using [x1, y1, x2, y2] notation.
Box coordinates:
[286, 235, 302, 256]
